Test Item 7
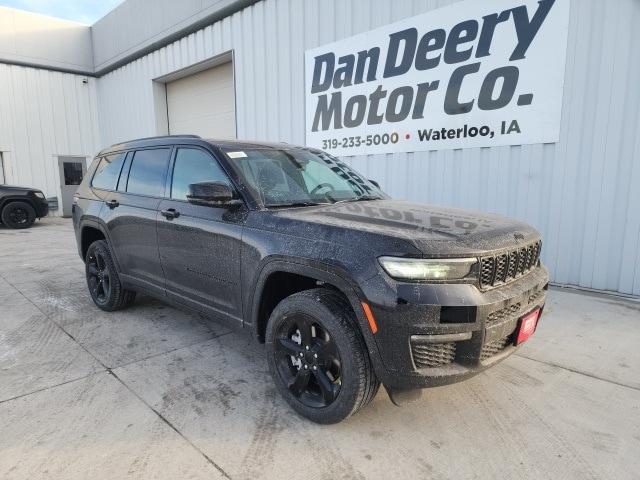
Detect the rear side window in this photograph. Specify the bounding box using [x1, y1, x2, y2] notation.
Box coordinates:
[126, 148, 170, 197]
[91, 153, 126, 190]
[171, 148, 230, 200]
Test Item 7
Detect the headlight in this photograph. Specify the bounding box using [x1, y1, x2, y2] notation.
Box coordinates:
[34, 191, 46, 199]
[378, 256, 477, 281]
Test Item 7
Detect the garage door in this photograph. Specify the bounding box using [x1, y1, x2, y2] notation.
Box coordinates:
[166, 62, 236, 139]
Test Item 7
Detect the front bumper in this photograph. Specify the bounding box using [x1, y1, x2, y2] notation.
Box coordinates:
[34, 199, 49, 218]
[362, 265, 549, 389]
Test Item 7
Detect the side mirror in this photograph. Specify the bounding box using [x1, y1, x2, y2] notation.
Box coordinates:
[186, 181, 240, 206]
[369, 179, 380, 189]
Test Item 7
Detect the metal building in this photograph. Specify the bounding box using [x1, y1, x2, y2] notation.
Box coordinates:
[0, 0, 638, 296]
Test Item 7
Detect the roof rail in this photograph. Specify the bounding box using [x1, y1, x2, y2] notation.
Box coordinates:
[132, 134, 201, 141]
[109, 134, 201, 148]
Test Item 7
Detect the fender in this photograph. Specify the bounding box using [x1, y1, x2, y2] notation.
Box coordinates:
[249, 257, 386, 378]
[79, 218, 123, 273]
[0, 195, 37, 212]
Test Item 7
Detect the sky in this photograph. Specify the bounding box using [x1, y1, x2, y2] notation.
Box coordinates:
[0, 0, 124, 24]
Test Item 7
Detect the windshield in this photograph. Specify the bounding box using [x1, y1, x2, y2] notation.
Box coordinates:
[221, 147, 385, 207]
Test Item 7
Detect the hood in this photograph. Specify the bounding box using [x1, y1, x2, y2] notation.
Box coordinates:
[0, 185, 38, 193]
[272, 199, 540, 256]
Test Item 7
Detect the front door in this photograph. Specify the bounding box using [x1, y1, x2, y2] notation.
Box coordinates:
[157, 146, 244, 326]
[58, 156, 86, 217]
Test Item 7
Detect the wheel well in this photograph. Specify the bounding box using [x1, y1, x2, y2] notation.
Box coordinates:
[255, 271, 350, 343]
[81, 227, 105, 260]
[1, 198, 36, 214]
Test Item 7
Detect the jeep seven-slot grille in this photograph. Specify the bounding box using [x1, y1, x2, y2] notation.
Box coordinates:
[411, 342, 456, 368]
[480, 241, 542, 288]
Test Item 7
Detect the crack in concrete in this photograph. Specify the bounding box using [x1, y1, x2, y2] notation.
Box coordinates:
[514, 353, 640, 392]
[113, 332, 233, 370]
[0, 272, 234, 479]
[0, 371, 104, 405]
[107, 369, 232, 479]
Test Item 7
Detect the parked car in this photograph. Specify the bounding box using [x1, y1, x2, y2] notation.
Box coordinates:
[0, 185, 49, 228]
[72, 135, 548, 424]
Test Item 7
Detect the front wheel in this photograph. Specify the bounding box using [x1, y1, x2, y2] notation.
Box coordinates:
[1, 201, 35, 229]
[265, 288, 379, 424]
[85, 240, 136, 311]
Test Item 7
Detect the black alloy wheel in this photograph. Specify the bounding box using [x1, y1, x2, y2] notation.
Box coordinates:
[9, 206, 28, 225]
[84, 240, 136, 311]
[266, 288, 380, 424]
[1, 201, 36, 229]
[87, 249, 112, 305]
[274, 313, 342, 408]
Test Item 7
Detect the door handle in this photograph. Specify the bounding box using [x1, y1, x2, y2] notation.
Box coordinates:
[105, 199, 119, 209]
[161, 208, 180, 219]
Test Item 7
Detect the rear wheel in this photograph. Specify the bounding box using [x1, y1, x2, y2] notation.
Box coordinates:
[85, 240, 136, 311]
[1, 201, 36, 229]
[265, 288, 379, 424]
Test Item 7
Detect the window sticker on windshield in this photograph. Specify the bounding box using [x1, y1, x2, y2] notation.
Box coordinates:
[227, 151, 248, 158]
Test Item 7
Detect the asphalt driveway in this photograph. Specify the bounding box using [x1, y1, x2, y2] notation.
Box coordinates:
[1, 217, 639, 479]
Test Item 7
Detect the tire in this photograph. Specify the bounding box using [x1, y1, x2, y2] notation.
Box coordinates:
[85, 240, 136, 311]
[265, 288, 380, 424]
[1, 201, 36, 229]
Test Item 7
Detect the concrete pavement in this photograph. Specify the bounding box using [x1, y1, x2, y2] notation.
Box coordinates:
[1, 217, 639, 479]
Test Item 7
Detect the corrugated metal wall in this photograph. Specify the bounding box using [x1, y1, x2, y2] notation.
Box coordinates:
[95, 0, 640, 296]
[0, 63, 100, 209]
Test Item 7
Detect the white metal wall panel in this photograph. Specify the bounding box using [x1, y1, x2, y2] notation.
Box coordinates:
[95, 0, 640, 296]
[0, 6, 93, 73]
[0, 63, 100, 212]
[166, 62, 236, 138]
[91, 0, 253, 73]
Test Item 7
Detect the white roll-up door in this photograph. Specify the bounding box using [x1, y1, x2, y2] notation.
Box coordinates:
[166, 62, 236, 139]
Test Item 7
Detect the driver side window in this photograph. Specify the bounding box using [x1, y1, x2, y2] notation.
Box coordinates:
[171, 148, 230, 201]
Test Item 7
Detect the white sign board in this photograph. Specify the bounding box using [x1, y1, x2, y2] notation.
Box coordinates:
[304, 0, 570, 156]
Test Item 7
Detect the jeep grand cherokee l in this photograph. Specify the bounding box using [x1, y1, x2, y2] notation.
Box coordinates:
[73, 135, 548, 424]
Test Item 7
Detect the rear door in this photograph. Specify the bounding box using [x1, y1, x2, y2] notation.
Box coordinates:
[101, 147, 171, 295]
[157, 146, 244, 326]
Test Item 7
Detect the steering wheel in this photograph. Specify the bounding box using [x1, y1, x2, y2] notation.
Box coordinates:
[310, 183, 335, 195]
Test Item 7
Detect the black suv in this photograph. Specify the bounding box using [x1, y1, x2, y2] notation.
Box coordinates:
[0, 185, 49, 229]
[73, 135, 548, 423]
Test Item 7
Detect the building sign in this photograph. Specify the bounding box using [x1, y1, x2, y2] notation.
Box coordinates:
[304, 0, 570, 156]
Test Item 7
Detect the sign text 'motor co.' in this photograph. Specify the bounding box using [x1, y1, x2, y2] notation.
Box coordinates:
[304, 0, 570, 155]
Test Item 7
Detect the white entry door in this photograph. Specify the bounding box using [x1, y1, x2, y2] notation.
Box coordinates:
[166, 62, 236, 139]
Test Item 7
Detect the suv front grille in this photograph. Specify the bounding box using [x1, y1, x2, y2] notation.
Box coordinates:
[480, 241, 542, 288]
[411, 342, 456, 368]
[486, 303, 521, 325]
[528, 288, 546, 305]
[486, 288, 546, 326]
[480, 334, 513, 361]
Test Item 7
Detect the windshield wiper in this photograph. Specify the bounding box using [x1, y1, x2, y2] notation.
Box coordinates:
[266, 201, 328, 208]
[332, 194, 381, 204]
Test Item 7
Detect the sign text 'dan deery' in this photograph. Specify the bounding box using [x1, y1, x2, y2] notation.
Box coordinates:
[304, 0, 570, 155]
